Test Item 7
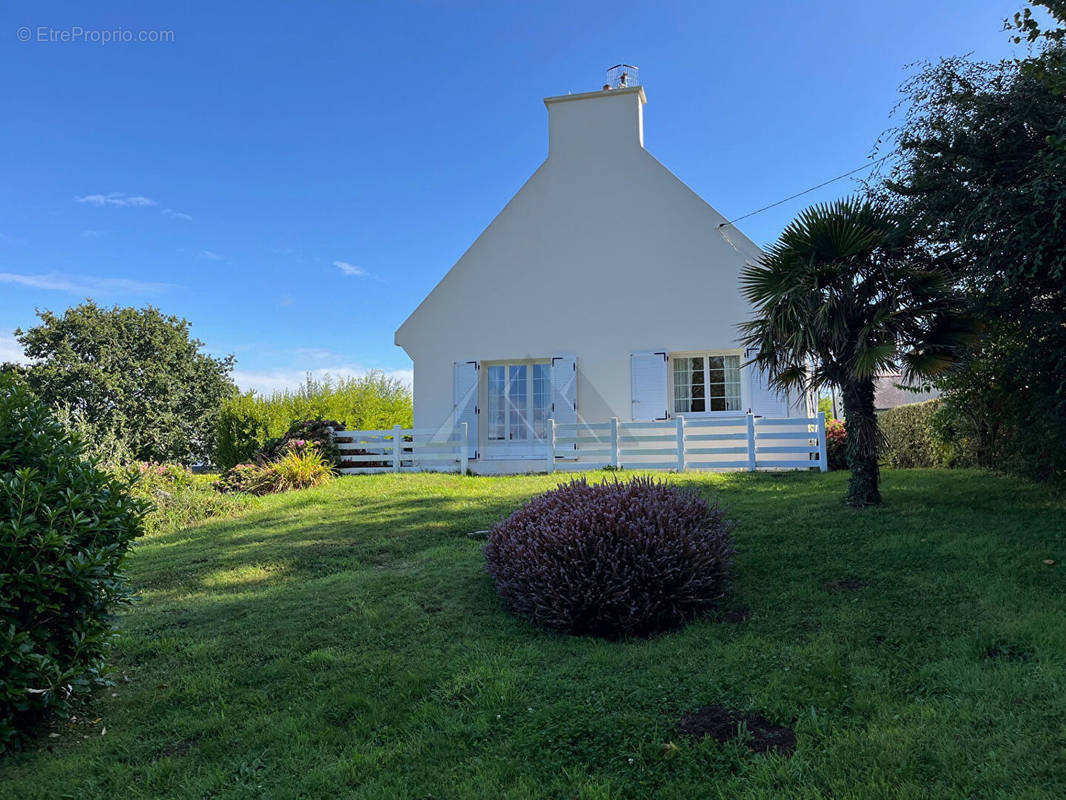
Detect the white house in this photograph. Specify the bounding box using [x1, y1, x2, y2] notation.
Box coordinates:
[395, 78, 812, 475]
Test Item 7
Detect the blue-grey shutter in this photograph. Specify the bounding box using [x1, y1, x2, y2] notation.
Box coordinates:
[453, 360, 479, 458]
[550, 353, 577, 450]
[745, 348, 789, 417]
[630, 351, 669, 421]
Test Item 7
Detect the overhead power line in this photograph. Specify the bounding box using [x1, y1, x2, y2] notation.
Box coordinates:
[717, 153, 895, 229]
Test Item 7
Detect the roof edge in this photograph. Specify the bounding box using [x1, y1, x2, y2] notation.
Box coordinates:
[543, 85, 646, 108]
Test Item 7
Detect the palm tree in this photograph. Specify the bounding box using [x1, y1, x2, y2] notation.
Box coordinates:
[739, 197, 968, 506]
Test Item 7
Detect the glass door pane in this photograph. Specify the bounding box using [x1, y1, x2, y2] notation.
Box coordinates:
[508, 365, 528, 441]
[689, 357, 706, 412]
[706, 356, 728, 411]
[487, 366, 506, 441]
[723, 355, 742, 411]
[673, 358, 692, 413]
[532, 363, 550, 439]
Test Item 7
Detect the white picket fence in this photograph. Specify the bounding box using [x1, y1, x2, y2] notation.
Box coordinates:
[333, 423, 470, 475]
[547, 413, 826, 472]
[333, 413, 827, 475]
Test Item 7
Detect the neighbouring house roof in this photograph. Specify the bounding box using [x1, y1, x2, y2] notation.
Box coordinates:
[873, 373, 941, 410]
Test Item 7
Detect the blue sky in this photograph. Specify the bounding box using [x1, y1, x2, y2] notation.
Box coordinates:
[0, 1, 1030, 391]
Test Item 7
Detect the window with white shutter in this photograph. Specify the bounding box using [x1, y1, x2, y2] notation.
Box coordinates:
[672, 354, 743, 413]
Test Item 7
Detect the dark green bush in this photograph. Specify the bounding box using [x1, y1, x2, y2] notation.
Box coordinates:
[879, 400, 944, 468]
[879, 399, 977, 469]
[214, 393, 268, 472]
[0, 375, 146, 749]
[262, 418, 343, 466]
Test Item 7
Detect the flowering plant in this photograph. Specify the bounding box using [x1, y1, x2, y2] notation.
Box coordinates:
[825, 418, 847, 470]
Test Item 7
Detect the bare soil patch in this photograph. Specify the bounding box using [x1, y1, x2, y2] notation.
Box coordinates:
[678, 705, 796, 756]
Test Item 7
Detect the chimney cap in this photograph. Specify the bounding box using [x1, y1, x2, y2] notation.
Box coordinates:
[606, 63, 639, 90]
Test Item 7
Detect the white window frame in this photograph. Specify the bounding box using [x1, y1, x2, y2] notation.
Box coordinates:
[480, 359, 551, 457]
[668, 349, 746, 418]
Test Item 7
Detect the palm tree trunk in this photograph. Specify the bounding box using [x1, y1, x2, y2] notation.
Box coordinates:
[841, 379, 881, 506]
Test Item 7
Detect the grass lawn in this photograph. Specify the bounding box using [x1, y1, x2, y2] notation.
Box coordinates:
[2, 469, 1065, 799]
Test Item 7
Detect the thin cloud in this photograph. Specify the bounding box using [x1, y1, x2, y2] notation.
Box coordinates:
[287, 346, 343, 361]
[333, 260, 369, 277]
[81, 229, 104, 238]
[77, 192, 157, 208]
[0, 271, 175, 295]
[220, 343, 347, 362]
[199, 250, 222, 261]
[0, 334, 28, 365]
[162, 208, 193, 221]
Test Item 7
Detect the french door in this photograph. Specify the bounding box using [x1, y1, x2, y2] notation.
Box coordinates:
[485, 361, 550, 454]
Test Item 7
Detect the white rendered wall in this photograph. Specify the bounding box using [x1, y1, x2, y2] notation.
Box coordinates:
[395, 87, 797, 445]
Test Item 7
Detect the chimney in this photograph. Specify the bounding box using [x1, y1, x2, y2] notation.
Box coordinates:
[544, 84, 646, 163]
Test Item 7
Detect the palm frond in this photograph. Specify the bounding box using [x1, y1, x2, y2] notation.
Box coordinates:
[736, 194, 966, 393]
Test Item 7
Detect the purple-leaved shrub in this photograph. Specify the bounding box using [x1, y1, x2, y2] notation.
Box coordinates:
[484, 477, 735, 638]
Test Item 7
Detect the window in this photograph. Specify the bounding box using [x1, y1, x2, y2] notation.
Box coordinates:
[672, 354, 742, 413]
[486, 361, 551, 442]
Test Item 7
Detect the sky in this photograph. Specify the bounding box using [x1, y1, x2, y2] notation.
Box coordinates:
[0, 1, 1033, 392]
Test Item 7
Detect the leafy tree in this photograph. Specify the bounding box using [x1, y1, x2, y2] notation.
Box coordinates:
[15, 301, 235, 465]
[740, 198, 968, 506]
[875, 4, 1066, 479]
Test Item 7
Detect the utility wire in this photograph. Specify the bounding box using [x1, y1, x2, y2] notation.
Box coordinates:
[717, 153, 895, 228]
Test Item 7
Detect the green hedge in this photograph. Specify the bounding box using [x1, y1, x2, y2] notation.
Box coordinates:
[879, 399, 976, 469]
[215, 373, 412, 470]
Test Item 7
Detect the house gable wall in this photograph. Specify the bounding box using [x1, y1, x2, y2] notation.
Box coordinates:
[395, 87, 774, 434]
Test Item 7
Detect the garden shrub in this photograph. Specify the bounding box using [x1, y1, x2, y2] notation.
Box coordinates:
[215, 373, 411, 470]
[261, 442, 332, 493]
[214, 392, 268, 472]
[825, 418, 847, 470]
[0, 375, 146, 749]
[262, 418, 343, 467]
[879, 399, 976, 469]
[215, 463, 268, 495]
[215, 441, 332, 496]
[484, 477, 735, 638]
[879, 401, 943, 468]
